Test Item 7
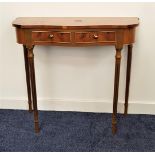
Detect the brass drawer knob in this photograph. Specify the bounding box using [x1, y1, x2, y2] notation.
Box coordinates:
[93, 34, 98, 39]
[49, 34, 54, 38]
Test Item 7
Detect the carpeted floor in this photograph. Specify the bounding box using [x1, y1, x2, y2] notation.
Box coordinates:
[0, 109, 155, 152]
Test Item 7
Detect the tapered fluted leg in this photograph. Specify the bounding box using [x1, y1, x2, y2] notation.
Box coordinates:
[27, 45, 40, 133]
[112, 46, 122, 134]
[124, 44, 133, 115]
[23, 45, 33, 112]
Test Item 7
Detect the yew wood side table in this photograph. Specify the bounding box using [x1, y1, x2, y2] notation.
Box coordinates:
[12, 17, 139, 134]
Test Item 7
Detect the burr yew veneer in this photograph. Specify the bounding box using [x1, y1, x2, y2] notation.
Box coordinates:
[12, 17, 139, 134]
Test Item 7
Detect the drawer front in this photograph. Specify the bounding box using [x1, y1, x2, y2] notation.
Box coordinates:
[75, 31, 116, 43]
[32, 31, 71, 43]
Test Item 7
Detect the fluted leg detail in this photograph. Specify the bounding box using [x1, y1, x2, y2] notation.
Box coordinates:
[27, 45, 40, 133]
[112, 46, 122, 134]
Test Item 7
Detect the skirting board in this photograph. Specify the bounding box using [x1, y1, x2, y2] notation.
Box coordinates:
[0, 98, 155, 115]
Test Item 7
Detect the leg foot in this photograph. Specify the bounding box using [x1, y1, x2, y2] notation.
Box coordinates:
[112, 114, 117, 135]
[34, 111, 40, 133]
[34, 123, 40, 133]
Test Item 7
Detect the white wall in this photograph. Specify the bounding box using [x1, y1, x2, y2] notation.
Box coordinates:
[0, 2, 155, 114]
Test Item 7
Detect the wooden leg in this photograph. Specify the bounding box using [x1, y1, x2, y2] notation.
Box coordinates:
[112, 46, 122, 134]
[27, 45, 40, 133]
[23, 45, 33, 112]
[124, 44, 133, 115]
